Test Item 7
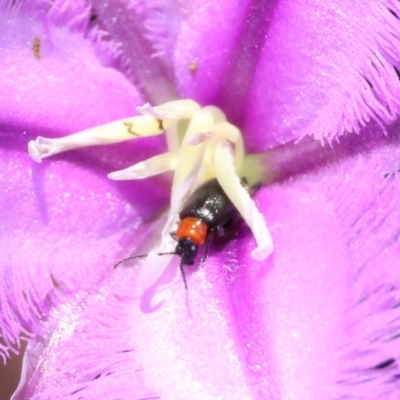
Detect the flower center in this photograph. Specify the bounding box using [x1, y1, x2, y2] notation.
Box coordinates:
[27, 99, 274, 288]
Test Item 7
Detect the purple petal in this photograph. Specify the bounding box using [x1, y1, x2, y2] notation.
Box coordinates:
[0, 0, 171, 361]
[174, 0, 400, 149]
[88, 0, 179, 103]
[14, 123, 400, 399]
[4, 0, 400, 399]
[249, 125, 400, 399]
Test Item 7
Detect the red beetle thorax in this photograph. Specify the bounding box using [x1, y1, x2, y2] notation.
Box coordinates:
[176, 217, 208, 245]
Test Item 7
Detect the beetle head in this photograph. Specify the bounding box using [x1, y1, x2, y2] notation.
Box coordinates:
[176, 237, 198, 265]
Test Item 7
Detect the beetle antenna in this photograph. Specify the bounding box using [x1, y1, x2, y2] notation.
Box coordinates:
[179, 259, 188, 290]
[113, 254, 147, 269]
[113, 251, 177, 269]
[157, 251, 177, 256]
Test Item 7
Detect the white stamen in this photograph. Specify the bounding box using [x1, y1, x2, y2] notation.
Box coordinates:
[28, 139, 45, 163]
[170, 106, 226, 193]
[27, 99, 274, 289]
[135, 250, 176, 289]
[136, 103, 164, 119]
[27, 115, 166, 162]
[185, 132, 212, 146]
[209, 121, 244, 170]
[137, 99, 201, 121]
[212, 143, 274, 259]
[27, 100, 201, 163]
[108, 152, 177, 180]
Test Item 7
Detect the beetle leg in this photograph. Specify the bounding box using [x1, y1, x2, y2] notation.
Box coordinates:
[217, 225, 226, 237]
[217, 212, 242, 239]
[201, 230, 214, 265]
[240, 177, 262, 196]
[250, 181, 262, 195]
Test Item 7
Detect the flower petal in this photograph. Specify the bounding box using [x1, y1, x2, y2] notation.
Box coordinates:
[88, 0, 179, 103]
[244, 0, 400, 148]
[0, 0, 170, 362]
[249, 124, 400, 399]
[12, 124, 400, 399]
[174, 0, 400, 149]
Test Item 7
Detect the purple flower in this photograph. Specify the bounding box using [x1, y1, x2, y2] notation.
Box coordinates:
[2, 1, 400, 399]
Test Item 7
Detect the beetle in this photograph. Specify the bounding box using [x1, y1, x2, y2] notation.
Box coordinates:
[114, 178, 259, 289]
